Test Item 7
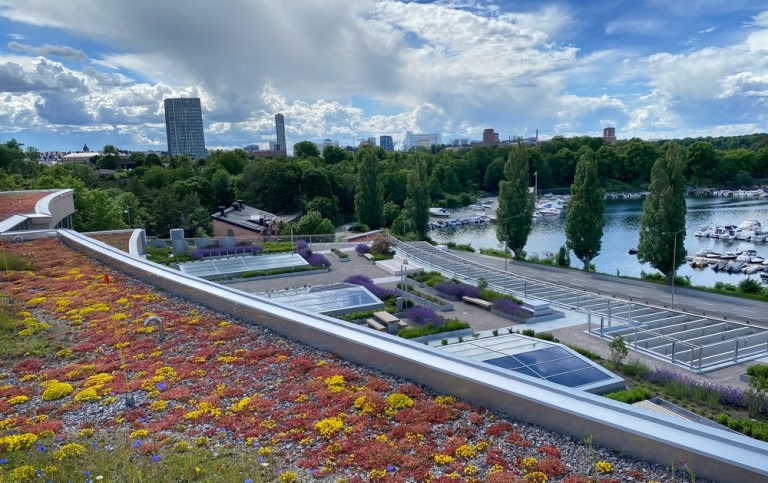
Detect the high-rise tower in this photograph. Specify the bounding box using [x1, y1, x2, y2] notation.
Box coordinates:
[164, 98, 207, 159]
[275, 113, 287, 156]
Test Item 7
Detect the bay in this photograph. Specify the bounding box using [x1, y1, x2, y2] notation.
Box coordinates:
[428, 196, 768, 288]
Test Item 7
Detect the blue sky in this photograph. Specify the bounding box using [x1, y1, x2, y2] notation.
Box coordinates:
[0, 0, 766, 155]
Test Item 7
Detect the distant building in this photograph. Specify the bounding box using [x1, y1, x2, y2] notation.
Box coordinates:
[244, 144, 260, 153]
[450, 138, 471, 147]
[482, 129, 500, 145]
[603, 127, 617, 144]
[253, 150, 283, 158]
[316, 139, 339, 153]
[379, 135, 394, 152]
[164, 97, 207, 159]
[402, 131, 441, 151]
[210, 201, 301, 238]
[275, 113, 287, 156]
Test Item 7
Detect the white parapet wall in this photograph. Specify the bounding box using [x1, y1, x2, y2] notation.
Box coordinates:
[58, 229, 768, 483]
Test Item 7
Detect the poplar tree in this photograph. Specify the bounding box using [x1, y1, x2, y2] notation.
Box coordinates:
[637, 141, 687, 284]
[354, 145, 384, 229]
[403, 157, 430, 239]
[565, 148, 605, 270]
[496, 141, 535, 258]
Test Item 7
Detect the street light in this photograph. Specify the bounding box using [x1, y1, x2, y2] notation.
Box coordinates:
[124, 207, 131, 228]
[662, 228, 685, 306]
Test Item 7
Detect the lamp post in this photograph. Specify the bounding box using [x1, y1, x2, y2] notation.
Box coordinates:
[124, 207, 131, 228]
[663, 229, 685, 306]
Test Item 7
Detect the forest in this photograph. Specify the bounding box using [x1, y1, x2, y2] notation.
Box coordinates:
[1, 133, 767, 238]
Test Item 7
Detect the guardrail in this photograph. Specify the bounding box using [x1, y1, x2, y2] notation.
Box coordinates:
[396, 239, 768, 373]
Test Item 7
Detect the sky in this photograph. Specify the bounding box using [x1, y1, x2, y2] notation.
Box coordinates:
[0, 0, 766, 155]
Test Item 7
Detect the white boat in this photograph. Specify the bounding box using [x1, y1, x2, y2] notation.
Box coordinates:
[752, 229, 768, 242]
[738, 219, 762, 231]
[429, 208, 451, 218]
[694, 247, 721, 258]
[694, 225, 714, 237]
[713, 225, 737, 239]
[537, 202, 561, 216]
[735, 253, 752, 263]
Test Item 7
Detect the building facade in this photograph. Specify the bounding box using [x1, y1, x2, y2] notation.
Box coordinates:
[482, 129, 500, 145]
[164, 98, 207, 159]
[402, 131, 441, 151]
[603, 127, 617, 144]
[275, 113, 287, 156]
[379, 135, 394, 152]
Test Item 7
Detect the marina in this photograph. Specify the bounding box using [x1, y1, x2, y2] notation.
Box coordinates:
[428, 195, 768, 288]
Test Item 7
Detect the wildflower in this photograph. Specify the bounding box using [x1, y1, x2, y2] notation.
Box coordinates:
[151, 455, 160, 462]
[0, 458, 7, 464]
[38, 444, 47, 451]
[133, 440, 141, 448]
[387, 465, 396, 472]
[245, 480, 253, 483]
[157, 382, 167, 391]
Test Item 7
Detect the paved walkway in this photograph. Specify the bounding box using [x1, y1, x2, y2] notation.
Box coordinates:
[228, 246, 765, 391]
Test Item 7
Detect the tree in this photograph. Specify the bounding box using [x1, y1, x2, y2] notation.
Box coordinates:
[565, 148, 605, 270]
[637, 142, 687, 285]
[25, 147, 40, 163]
[608, 335, 628, 367]
[496, 142, 535, 259]
[99, 145, 120, 170]
[284, 210, 334, 235]
[294, 141, 320, 158]
[403, 157, 430, 239]
[354, 146, 384, 229]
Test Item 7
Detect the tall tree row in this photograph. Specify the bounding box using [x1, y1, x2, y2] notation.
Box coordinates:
[354, 146, 384, 230]
[565, 148, 605, 271]
[637, 142, 688, 284]
[496, 142, 535, 258]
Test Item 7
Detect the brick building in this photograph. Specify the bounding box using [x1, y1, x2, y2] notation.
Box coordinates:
[211, 201, 301, 238]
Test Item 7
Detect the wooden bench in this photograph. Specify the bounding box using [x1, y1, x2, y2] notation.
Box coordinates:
[366, 318, 386, 331]
[397, 320, 408, 329]
[462, 296, 493, 310]
[374, 311, 399, 324]
[363, 253, 375, 264]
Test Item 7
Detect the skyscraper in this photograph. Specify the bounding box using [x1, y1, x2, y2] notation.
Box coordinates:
[603, 127, 617, 144]
[164, 98, 207, 159]
[379, 135, 394, 152]
[275, 113, 287, 156]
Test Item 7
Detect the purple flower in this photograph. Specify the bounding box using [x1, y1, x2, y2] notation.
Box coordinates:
[680, 459, 687, 467]
[493, 298, 534, 319]
[151, 455, 160, 463]
[296, 239, 308, 250]
[387, 465, 395, 472]
[37, 445, 46, 451]
[84, 471, 90, 477]
[435, 282, 479, 299]
[0, 459, 7, 464]
[138, 417, 146, 423]
[355, 243, 371, 255]
[133, 440, 141, 448]
[245, 480, 254, 483]
[157, 382, 167, 391]
[401, 306, 443, 326]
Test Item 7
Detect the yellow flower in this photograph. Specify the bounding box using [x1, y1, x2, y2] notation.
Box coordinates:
[522, 456, 539, 473]
[78, 428, 95, 438]
[84, 373, 114, 387]
[53, 443, 86, 461]
[596, 461, 613, 474]
[8, 395, 29, 405]
[433, 454, 454, 465]
[149, 400, 167, 411]
[10, 465, 37, 481]
[0, 433, 38, 451]
[42, 382, 73, 401]
[455, 444, 476, 458]
[74, 387, 101, 402]
[523, 471, 548, 483]
[279, 472, 298, 483]
[314, 417, 344, 438]
[324, 375, 345, 393]
[130, 429, 149, 439]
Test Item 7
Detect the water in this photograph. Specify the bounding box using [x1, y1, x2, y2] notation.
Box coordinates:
[428, 196, 768, 287]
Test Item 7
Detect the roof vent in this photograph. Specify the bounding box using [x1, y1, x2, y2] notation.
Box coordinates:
[218, 205, 226, 216]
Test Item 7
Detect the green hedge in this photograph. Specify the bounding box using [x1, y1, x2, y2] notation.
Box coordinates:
[398, 319, 470, 339]
[605, 387, 652, 404]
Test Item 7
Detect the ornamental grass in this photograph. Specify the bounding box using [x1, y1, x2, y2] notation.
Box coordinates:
[0, 238, 678, 482]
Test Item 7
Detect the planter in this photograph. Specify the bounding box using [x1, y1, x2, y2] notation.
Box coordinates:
[434, 291, 463, 301]
[490, 307, 533, 323]
[406, 279, 426, 288]
[411, 328, 475, 343]
[215, 267, 329, 284]
[395, 288, 453, 312]
[331, 250, 350, 262]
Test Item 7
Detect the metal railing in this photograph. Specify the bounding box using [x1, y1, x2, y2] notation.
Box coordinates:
[396, 239, 768, 373]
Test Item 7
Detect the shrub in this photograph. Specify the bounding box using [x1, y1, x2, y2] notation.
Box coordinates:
[398, 319, 471, 339]
[354, 243, 370, 255]
[401, 306, 443, 327]
[493, 298, 533, 319]
[555, 244, 570, 267]
[739, 278, 763, 294]
[349, 222, 369, 232]
[534, 332, 559, 343]
[296, 239, 308, 250]
[370, 236, 395, 256]
[344, 274, 396, 300]
[331, 248, 348, 259]
[566, 345, 601, 360]
[644, 367, 749, 407]
[434, 282, 479, 299]
[622, 358, 650, 378]
[0, 252, 33, 271]
[605, 387, 652, 404]
[608, 335, 628, 367]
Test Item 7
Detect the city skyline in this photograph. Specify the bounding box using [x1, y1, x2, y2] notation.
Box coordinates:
[0, 1, 766, 154]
